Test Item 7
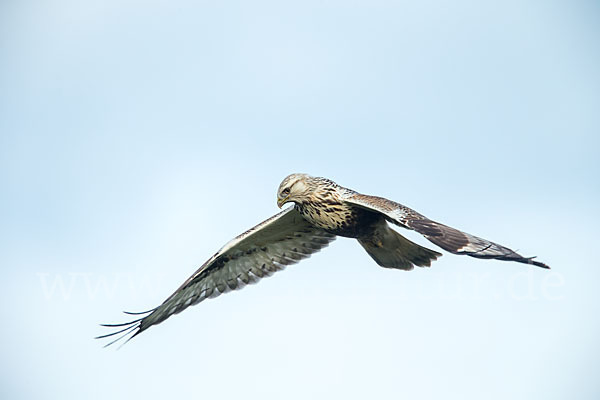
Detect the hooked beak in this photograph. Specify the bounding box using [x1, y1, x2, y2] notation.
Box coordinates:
[277, 195, 290, 208]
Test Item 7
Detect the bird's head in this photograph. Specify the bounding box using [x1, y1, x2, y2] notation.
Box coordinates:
[277, 173, 314, 208]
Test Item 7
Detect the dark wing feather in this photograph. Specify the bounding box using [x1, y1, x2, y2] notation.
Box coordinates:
[97, 207, 335, 346]
[343, 193, 549, 269]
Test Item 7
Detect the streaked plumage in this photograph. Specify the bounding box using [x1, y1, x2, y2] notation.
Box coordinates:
[98, 173, 548, 346]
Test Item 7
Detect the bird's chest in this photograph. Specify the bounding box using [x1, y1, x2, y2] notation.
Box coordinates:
[296, 201, 379, 238]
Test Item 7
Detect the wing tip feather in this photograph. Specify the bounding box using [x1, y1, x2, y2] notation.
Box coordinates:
[527, 256, 550, 269]
[96, 310, 151, 348]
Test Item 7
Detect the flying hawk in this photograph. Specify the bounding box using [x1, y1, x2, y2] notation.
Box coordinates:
[98, 173, 548, 346]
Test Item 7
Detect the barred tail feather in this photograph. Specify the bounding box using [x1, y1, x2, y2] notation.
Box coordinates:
[358, 223, 441, 271]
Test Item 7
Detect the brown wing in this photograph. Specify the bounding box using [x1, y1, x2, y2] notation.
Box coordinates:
[97, 207, 336, 347]
[343, 193, 549, 269]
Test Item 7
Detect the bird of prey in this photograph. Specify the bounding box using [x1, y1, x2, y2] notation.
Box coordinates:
[98, 173, 548, 346]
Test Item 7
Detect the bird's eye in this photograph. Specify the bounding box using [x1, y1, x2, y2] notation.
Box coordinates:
[282, 188, 290, 196]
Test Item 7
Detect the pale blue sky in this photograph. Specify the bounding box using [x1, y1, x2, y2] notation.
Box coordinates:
[1, 0, 599, 399]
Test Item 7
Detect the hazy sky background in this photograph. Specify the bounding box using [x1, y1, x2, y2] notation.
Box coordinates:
[1, 0, 599, 399]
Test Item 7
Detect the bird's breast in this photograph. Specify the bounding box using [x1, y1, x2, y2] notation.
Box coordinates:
[296, 201, 381, 238]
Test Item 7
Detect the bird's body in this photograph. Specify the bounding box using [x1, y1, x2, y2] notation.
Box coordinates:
[293, 186, 379, 238]
[98, 173, 549, 347]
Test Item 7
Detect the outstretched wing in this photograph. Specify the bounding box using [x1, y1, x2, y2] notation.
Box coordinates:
[97, 207, 336, 347]
[343, 193, 549, 269]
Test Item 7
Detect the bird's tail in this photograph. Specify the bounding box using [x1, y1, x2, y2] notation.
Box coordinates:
[358, 223, 442, 270]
